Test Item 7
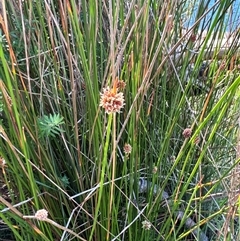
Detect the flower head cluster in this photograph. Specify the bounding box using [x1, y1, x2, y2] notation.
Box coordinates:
[152, 166, 158, 174]
[142, 220, 151, 230]
[100, 86, 125, 114]
[170, 155, 176, 162]
[123, 143, 132, 159]
[0, 157, 6, 167]
[182, 128, 192, 138]
[189, 33, 196, 42]
[116, 79, 126, 90]
[123, 143, 132, 155]
[35, 209, 48, 221]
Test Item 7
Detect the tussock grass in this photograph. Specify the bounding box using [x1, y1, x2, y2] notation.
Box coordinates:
[0, 0, 239, 240]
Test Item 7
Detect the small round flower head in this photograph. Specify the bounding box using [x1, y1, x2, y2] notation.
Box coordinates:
[152, 166, 158, 174]
[189, 33, 196, 42]
[182, 128, 192, 138]
[170, 155, 176, 162]
[116, 79, 126, 90]
[142, 220, 151, 230]
[0, 157, 6, 167]
[123, 143, 132, 155]
[100, 86, 125, 114]
[35, 209, 48, 221]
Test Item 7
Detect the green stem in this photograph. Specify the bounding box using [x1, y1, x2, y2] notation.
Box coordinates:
[89, 113, 113, 241]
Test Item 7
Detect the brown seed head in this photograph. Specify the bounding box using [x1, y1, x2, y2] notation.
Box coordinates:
[142, 220, 151, 230]
[182, 128, 192, 138]
[123, 143, 132, 155]
[100, 87, 125, 114]
[35, 209, 48, 221]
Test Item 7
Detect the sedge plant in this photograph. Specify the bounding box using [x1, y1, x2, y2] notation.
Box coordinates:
[0, 0, 239, 240]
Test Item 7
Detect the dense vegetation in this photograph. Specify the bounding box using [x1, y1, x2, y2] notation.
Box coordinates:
[0, 0, 239, 240]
